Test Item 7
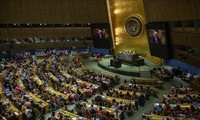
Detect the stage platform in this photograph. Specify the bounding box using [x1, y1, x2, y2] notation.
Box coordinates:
[97, 56, 160, 76]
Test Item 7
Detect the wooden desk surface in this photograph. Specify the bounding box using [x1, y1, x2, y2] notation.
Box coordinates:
[72, 68, 84, 77]
[4, 98, 21, 112]
[123, 83, 158, 92]
[61, 70, 99, 90]
[114, 88, 142, 96]
[82, 65, 94, 73]
[169, 86, 194, 94]
[4, 98, 23, 120]
[143, 114, 173, 120]
[37, 58, 45, 64]
[0, 83, 3, 98]
[124, 83, 154, 87]
[32, 58, 44, 74]
[130, 77, 163, 87]
[61, 82, 85, 94]
[48, 72, 60, 82]
[153, 71, 171, 79]
[0, 70, 7, 98]
[133, 77, 158, 82]
[34, 75, 44, 86]
[44, 87, 69, 103]
[16, 68, 25, 89]
[49, 72, 85, 94]
[45, 87, 68, 98]
[57, 109, 87, 120]
[163, 93, 198, 98]
[61, 70, 73, 78]
[33, 59, 44, 86]
[82, 101, 121, 115]
[97, 95, 135, 105]
[0, 70, 6, 91]
[77, 78, 99, 89]
[153, 103, 197, 110]
[28, 92, 49, 112]
[143, 114, 192, 120]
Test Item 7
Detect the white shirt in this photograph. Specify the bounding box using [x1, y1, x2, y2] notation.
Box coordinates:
[25, 108, 33, 118]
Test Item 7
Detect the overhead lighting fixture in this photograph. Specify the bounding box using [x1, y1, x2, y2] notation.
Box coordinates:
[115, 37, 120, 41]
[114, 3, 118, 7]
[114, 9, 121, 14]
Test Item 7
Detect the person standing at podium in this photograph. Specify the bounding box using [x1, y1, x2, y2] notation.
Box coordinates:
[151, 30, 161, 44]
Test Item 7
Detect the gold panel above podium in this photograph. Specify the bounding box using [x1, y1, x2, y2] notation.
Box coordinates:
[108, 0, 150, 56]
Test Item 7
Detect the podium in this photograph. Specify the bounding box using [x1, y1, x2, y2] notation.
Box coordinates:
[110, 59, 122, 68]
[132, 58, 144, 66]
[116, 52, 144, 66]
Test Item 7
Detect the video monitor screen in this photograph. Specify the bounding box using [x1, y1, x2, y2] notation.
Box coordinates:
[146, 22, 172, 59]
[147, 29, 166, 45]
[91, 23, 112, 49]
[93, 28, 109, 40]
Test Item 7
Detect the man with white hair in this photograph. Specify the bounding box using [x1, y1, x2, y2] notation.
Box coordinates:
[151, 30, 161, 44]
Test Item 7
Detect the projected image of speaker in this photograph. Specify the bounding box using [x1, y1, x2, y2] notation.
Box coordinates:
[91, 23, 113, 49]
[146, 22, 172, 59]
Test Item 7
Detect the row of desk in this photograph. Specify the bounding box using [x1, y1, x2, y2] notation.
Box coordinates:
[61, 70, 99, 91]
[57, 109, 87, 120]
[120, 83, 158, 95]
[154, 102, 200, 110]
[163, 93, 199, 99]
[114, 88, 143, 96]
[48, 72, 86, 97]
[0, 55, 157, 120]
[0, 65, 23, 120]
[0, 58, 50, 120]
[0, 56, 95, 120]
[83, 70, 113, 85]
[33, 59, 45, 87]
[152, 70, 171, 81]
[44, 56, 124, 119]
[131, 77, 161, 84]
[44, 87, 69, 104]
[143, 86, 199, 120]
[61, 82, 86, 96]
[72, 68, 84, 77]
[96, 94, 135, 106]
[1, 98, 23, 120]
[0, 70, 6, 98]
[27, 92, 49, 112]
[82, 101, 122, 116]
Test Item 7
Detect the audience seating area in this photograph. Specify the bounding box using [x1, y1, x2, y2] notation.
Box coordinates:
[0, 49, 200, 120]
[142, 85, 200, 120]
[151, 67, 174, 81]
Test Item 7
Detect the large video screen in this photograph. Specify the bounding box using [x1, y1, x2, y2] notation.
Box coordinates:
[146, 22, 172, 59]
[91, 23, 112, 49]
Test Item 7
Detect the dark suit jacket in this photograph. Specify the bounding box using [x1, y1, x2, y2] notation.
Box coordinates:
[151, 36, 161, 44]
